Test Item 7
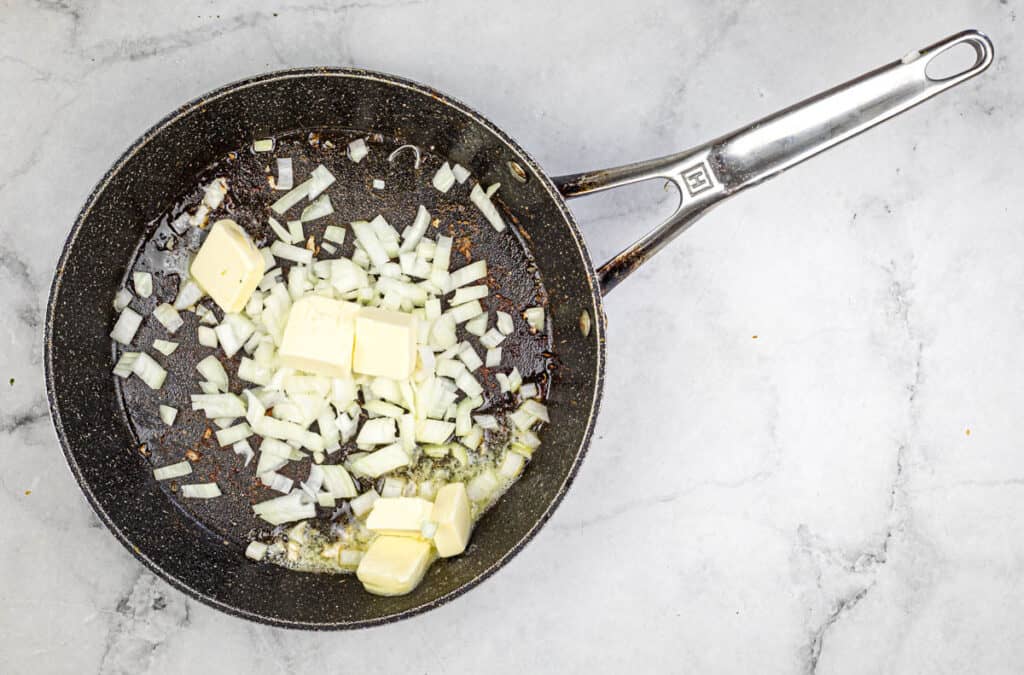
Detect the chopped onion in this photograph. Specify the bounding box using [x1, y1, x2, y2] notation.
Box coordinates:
[387, 144, 422, 168]
[470, 183, 507, 232]
[347, 138, 368, 163]
[524, 306, 545, 332]
[305, 164, 336, 201]
[133, 272, 153, 298]
[432, 161, 456, 193]
[181, 482, 222, 499]
[350, 443, 410, 478]
[321, 464, 358, 499]
[153, 339, 178, 356]
[110, 308, 143, 345]
[113, 288, 133, 312]
[451, 284, 488, 306]
[216, 422, 252, 447]
[465, 313, 488, 337]
[433, 236, 452, 274]
[159, 405, 178, 425]
[499, 451, 526, 479]
[452, 163, 471, 184]
[153, 460, 191, 481]
[271, 177, 313, 215]
[496, 311, 514, 335]
[321, 242, 337, 254]
[480, 328, 507, 349]
[461, 425, 483, 450]
[237, 357, 272, 386]
[356, 417, 397, 445]
[448, 300, 483, 324]
[252, 490, 315, 525]
[245, 540, 268, 561]
[254, 415, 324, 452]
[260, 248, 275, 271]
[399, 205, 431, 253]
[197, 325, 218, 348]
[467, 469, 498, 502]
[203, 178, 228, 210]
[268, 216, 295, 244]
[430, 314, 458, 349]
[350, 220, 390, 268]
[260, 471, 293, 494]
[372, 178, 385, 190]
[520, 382, 539, 399]
[198, 381, 220, 394]
[154, 303, 184, 333]
[113, 352, 139, 378]
[191, 393, 246, 418]
[173, 280, 204, 310]
[322, 227, 346, 247]
[276, 157, 294, 191]
[486, 182, 500, 198]
[455, 370, 483, 397]
[300, 193, 333, 222]
[380, 476, 407, 498]
[495, 372, 510, 393]
[522, 398, 550, 422]
[233, 439, 255, 466]
[473, 414, 499, 430]
[132, 352, 167, 389]
[509, 407, 536, 431]
[449, 260, 487, 290]
[196, 355, 229, 391]
[252, 139, 274, 152]
[270, 240, 313, 265]
[349, 489, 379, 517]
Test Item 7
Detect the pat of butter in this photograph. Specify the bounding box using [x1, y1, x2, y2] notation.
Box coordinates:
[356, 536, 433, 596]
[278, 296, 358, 377]
[189, 219, 263, 313]
[353, 307, 417, 380]
[431, 482, 472, 557]
[366, 497, 434, 537]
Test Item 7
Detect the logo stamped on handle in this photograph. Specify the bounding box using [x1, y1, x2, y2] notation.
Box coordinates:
[680, 162, 714, 197]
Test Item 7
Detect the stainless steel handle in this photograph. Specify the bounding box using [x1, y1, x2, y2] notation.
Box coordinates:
[554, 29, 994, 294]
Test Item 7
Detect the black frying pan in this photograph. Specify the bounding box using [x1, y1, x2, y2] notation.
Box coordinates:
[44, 30, 992, 629]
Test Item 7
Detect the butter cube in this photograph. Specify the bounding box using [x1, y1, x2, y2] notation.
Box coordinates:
[356, 536, 433, 596]
[431, 482, 472, 557]
[353, 307, 417, 380]
[366, 497, 434, 537]
[189, 219, 263, 313]
[278, 296, 358, 377]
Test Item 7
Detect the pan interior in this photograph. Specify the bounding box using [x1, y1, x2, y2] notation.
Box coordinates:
[46, 69, 604, 627]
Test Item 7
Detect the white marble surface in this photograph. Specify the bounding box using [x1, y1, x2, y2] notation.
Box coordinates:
[1, 0, 1021, 672]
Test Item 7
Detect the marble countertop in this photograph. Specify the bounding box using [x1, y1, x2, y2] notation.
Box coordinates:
[2, 1, 1021, 672]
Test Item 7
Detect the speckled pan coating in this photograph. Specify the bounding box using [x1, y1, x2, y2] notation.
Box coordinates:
[44, 68, 606, 629]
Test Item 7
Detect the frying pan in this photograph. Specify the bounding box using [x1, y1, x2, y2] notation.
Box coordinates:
[45, 30, 993, 629]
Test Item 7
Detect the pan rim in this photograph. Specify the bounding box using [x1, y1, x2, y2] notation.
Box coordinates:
[44, 66, 606, 629]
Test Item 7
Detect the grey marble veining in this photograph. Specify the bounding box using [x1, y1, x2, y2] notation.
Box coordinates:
[1, 0, 1022, 673]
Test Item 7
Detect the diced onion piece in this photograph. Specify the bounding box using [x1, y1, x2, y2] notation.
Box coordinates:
[455, 370, 483, 397]
[196, 355, 229, 391]
[252, 490, 315, 525]
[159, 405, 178, 425]
[507, 367, 523, 393]
[416, 419, 455, 444]
[113, 288, 133, 312]
[399, 205, 431, 254]
[465, 313, 488, 337]
[432, 161, 456, 193]
[153, 460, 191, 481]
[450, 284, 488, 306]
[452, 163, 471, 184]
[467, 469, 499, 501]
[324, 225, 346, 245]
[153, 339, 178, 356]
[173, 280, 204, 310]
[380, 476, 407, 498]
[372, 179, 385, 190]
[181, 482, 222, 499]
[198, 381, 220, 394]
[321, 464, 358, 498]
[321, 242, 337, 254]
[270, 241, 313, 265]
[479, 328, 506, 349]
[260, 471, 294, 494]
[202, 177, 228, 210]
[520, 382, 539, 399]
[387, 144, 422, 168]
[113, 352, 139, 378]
[197, 325, 218, 348]
[473, 414, 499, 430]
[276, 157, 293, 190]
[237, 357, 272, 386]
[271, 177, 314, 214]
[482, 347, 501, 369]
[245, 541, 268, 561]
[470, 183, 507, 232]
[356, 417, 397, 445]
[252, 139, 275, 152]
[154, 303, 184, 334]
[132, 352, 167, 389]
[524, 306, 545, 332]
[268, 216, 295, 244]
[430, 314, 458, 349]
[110, 308, 143, 345]
[350, 489, 380, 517]
[496, 311, 514, 335]
[461, 425, 483, 451]
[499, 451, 526, 479]
[191, 393, 246, 418]
[233, 440, 255, 466]
[301, 193, 333, 222]
[496, 372, 510, 393]
[215, 423, 252, 447]
[347, 138, 368, 163]
[132, 272, 153, 298]
[364, 400, 405, 419]
[351, 220, 389, 268]
[449, 260, 487, 290]
[522, 398, 550, 422]
[447, 300, 483, 325]
[425, 298, 441, 321]
[435, 358, 465, 380]
[485, 182, 500, 198]
[509, 407, 536, 430]
[350, 443, 410, 478]
[433, 236, 452, 274]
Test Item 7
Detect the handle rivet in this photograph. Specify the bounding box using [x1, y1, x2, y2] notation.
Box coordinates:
[507, 160, 528, 183]
[579, 310, 592, 337]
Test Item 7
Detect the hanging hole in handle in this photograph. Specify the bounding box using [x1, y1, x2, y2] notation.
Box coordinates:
[924, 37, 990, 81]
